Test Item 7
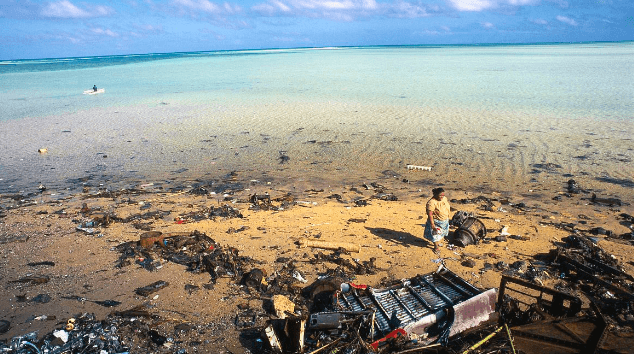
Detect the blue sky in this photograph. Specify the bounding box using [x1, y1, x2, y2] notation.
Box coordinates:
[0, 0, 632, 59]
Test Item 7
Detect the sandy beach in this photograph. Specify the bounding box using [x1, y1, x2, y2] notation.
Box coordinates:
[1, 166, 633, 352]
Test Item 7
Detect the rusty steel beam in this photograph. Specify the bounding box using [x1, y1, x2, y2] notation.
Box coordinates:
[498, 275, 582, 317]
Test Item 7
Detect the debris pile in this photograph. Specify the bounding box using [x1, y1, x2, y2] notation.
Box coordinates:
[175, 204, 244, 223]
[0, 314, 129, 354]
[491, 233, 634, 354]
[2, 182, 633, 354]
[261, 267, 498, 353]
[115, 230, 260, 282]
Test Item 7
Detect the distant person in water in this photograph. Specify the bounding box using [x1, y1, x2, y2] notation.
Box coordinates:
[424, 187, 451, 253]
[93, 85, 98, 92]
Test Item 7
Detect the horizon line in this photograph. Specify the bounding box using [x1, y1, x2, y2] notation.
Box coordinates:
[2, 40, 632, 62]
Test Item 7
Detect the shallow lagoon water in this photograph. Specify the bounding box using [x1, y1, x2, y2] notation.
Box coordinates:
[0, 43, 632, 202]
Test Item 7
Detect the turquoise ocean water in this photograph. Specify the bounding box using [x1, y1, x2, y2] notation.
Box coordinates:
[1, 42, 633, 197]
[2, 43, 632, 122]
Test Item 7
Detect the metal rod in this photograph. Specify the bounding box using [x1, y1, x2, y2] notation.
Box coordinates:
[339, 292, 353, 310]
[505, 323, 516, 354]
[461, 326, 503, 354]
[437, 268, 480, 293]
[435, 271, 473, 297]
[389, 289, 416, 321]
[419, 276, 454, 306]
[350, 290, 368, 310]
[368, 290, 393, 330]
[306, 338, 343, 354]
[393, 343, 441, 354]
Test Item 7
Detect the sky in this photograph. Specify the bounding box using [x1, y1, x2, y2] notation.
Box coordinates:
[0, 0, 632, 59]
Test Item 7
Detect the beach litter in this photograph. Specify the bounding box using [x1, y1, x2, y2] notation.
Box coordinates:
[450, 211, 487, 247]
[298, 239, 361, 253]
[406, 165, 433, 171]
[2, 181, 634, 354]
[3, 227, 634, 354]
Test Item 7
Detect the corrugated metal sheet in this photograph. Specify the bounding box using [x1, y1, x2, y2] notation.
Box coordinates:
[335, 266, 496, 339]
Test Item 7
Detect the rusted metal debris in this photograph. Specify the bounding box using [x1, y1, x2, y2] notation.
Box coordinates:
[263, 266, 498, 353]
[299, 239, 361, 253]
[5, 201, 634, 354]
[116, 230, 261, 283]
[309, 251, 379, 275]
[259, 230, 634, 354]
[450, 211, 487, 247]
[491, 234, 634, 354]
[176, 204, 244, 222]
[499, 276, 634, 354]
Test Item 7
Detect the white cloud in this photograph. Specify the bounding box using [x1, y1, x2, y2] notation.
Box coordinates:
[272, 0, 293, 12]
[507, 0, 537, 5]
[141, 24, 163, 31]
[94, 5, 115, 16]
[363, 0, 379, 10]
[253, 0, 379, 14]
[482, 21, 495, 29]
[390, 1, 429, 18]
[253, 0, 435, 19]
[546, 0, 568, 8]
[531, 18, 548, 25]
[447, 0, 495, 11]
[173, 0, 221, 13]
[92, 28, 119, 37]
[288, 0, 371, 11]
[419, 25, 452, 36]
[556, 15, 577, 25]
[224, 2, 242, 13]
[41, 1, 91, 18]
[171, 0, 245, 18]
[447, 0, 538, 11]
[331, 12, 355, 20]
[40, 0, 114, 18]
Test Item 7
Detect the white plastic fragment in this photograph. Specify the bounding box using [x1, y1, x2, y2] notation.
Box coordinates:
[406, 164, 432, 171]
[53, 330, 69, 343]
[292, 270, 307, 283]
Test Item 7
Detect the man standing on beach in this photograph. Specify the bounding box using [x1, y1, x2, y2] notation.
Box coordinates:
[424, 187, 451, 253]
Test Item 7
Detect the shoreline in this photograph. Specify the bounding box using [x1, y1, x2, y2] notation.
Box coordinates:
[2, 101, 633, 205]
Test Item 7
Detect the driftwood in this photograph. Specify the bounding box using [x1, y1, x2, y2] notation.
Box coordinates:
[298, 239, 360, 253]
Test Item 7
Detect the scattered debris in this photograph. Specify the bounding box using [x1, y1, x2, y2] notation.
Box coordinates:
[298, 239, 361, 253]
[591, 193, 623, 206]
[451, 211, 487, 247]
[262, 266, 497, 353]
[135, 280, 170, 297]
[9, 275, 50, 285]
[406, 165, 432, 171]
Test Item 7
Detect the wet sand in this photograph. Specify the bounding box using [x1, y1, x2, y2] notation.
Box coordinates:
[1, 102, 633, 352]
[2, 101, 633, 202]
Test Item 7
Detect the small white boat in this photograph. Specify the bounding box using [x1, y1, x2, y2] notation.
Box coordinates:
[83, 88, 105, 95]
